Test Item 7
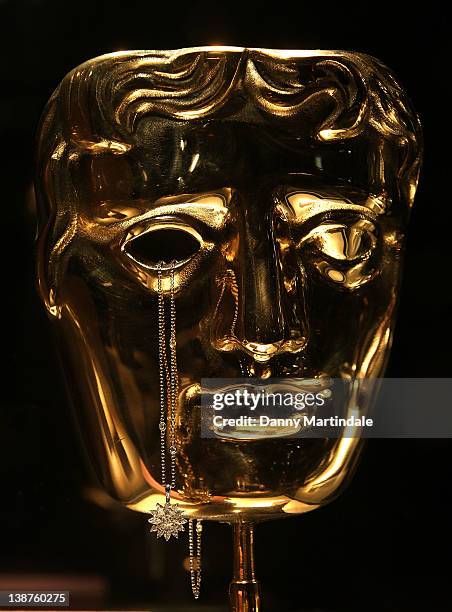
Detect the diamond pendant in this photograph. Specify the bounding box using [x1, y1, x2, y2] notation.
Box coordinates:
[148, 501, 187, 541]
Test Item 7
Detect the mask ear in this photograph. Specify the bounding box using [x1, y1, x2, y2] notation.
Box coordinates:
[36, 219, 61, 319]
[35, 160, 78, 320]
[402, 148, 422, 210]
[35, 95, 71, 320]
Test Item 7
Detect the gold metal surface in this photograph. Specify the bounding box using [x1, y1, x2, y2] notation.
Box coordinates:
[35, 47, 421, 608]
[229, 523, 260, 611]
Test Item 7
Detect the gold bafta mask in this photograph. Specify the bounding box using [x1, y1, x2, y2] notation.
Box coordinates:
[35, 47, 421, 608]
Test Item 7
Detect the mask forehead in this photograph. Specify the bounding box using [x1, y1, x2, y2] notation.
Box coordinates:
[73, 117, 374, 211]
[47, 49, 421, 207]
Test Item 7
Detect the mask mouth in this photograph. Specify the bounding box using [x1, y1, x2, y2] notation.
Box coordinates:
[181, 375, 333, 442]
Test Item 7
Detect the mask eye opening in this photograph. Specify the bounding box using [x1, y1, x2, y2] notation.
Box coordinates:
[123, 226, 202, 268]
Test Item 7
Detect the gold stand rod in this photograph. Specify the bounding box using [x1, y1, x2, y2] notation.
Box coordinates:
[229, 522, 261, 611]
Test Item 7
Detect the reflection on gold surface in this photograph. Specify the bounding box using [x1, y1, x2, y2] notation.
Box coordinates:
[35, 46, 421, 609]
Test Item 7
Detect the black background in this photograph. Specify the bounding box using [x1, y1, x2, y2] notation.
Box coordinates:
[0, 1, 451, 611]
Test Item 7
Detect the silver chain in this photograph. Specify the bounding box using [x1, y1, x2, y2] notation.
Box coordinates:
[157, 261, 178, 494]
[156, 260, 203, 598]
[157, 262, 168, 488]
[189, 518, 203, 599]
[169, 265, 178, 489]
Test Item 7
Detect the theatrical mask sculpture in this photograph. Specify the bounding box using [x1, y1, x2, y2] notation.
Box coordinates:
[35, 47, 422, 610]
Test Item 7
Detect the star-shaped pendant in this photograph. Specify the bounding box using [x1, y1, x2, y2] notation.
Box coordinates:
[148, 502, 187, 541]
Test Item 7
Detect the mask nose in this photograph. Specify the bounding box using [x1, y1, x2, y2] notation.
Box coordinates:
[213, 202, 309, 363]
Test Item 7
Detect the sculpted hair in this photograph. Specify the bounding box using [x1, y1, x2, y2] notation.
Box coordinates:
[45, 48, 422, 144]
